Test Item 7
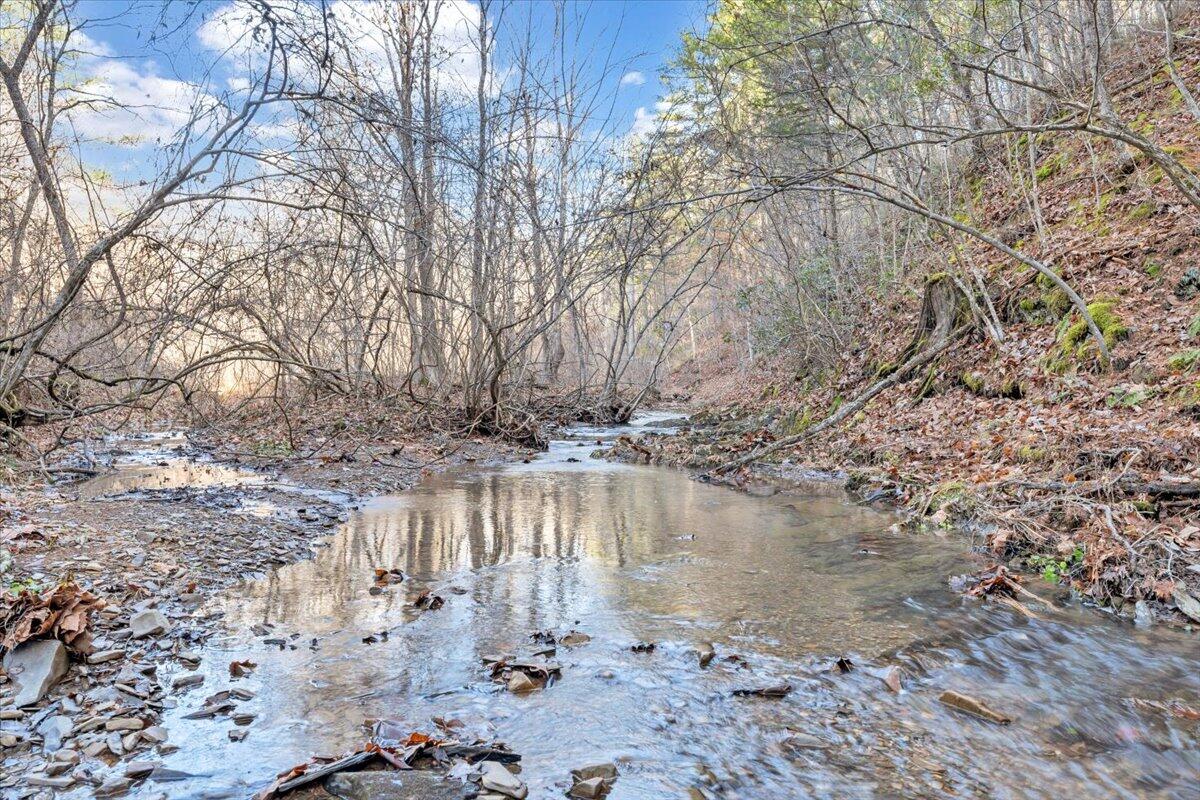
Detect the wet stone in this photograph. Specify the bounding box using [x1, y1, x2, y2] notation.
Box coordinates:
[3, 640, 69, 707]
[323, 770, 467, 800]
[128, 610, 169, 639]
[479, 761, 528, 799]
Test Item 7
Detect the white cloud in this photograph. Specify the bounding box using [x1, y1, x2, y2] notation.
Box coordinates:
[628, 100, 684, 141]
[197, 0, 489, 98]
[629, 106, 656, 138]
[620, 70, 645, 87]
[65, 58, 210, 147]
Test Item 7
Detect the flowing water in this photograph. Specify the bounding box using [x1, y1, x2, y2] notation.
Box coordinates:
[118, 415, 1196, 799]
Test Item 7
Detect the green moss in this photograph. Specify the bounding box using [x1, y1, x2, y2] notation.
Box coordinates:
[1105, 384, 1153, 408]
[998, 378, 1024, 399]
[1171, 380, 1200, 411]
[1129, 201, 1157, 220]
[1035, 151, 1069, 181]
[1167, 348, 1200, 373]
[1018, 297, 1040, 314]
[1143, 259, 1163, 279]
[915, 364, 938, 399]
[1147, 166, 1166, 185]
[779, 407, 815, 436]
[1043, 289, 1070, 317]
[1015, 445, 1047, 463]
[1130, 112, 1156, 136]
[1047, 299, 1128, 372]
[961, 371, 986, 394]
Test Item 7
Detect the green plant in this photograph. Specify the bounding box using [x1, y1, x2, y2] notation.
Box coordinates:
[1028, 546, 1084, 584]
[1188, 314, 1200, 339]
[1105, 384, 1154, 408]
[1167, 348, 1200, 373]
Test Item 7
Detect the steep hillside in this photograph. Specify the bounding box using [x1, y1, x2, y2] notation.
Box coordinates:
[635, 21, 1200, 623]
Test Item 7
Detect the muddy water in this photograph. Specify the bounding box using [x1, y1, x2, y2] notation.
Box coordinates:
[138, 415, 1197, 799]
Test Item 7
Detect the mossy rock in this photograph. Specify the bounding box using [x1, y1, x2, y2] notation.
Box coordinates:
[928, 481, 974, 518]
[1167, 348, 1200, 373]
[998, 377, 1024, 399]
[1143, 259, 1163, 279]
[1047, 299, 1128, 373]
[961, 371, 986, 395]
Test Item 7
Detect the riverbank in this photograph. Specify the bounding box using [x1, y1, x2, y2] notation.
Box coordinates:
[2, 414, 1199, 799]
[601, 406, 1200, 629]
[0, 422, 528, 797]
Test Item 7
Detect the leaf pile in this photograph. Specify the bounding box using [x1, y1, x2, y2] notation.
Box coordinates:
[1, 580, 105, 655]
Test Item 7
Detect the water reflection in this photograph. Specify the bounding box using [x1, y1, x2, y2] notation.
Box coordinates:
[143, 420, 1199, 800]
[77, 460, 266, 499]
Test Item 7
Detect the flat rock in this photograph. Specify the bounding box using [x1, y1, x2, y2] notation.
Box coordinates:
[568, 777, 609, 798]
[28, 775, 74, 788]
[105, 717, 145, 732]
[171, 673, 204, 689]
[37, 714, 74, 751]
[3, 639, 69, 706]
[324, 770, 467, 800]
[125, 760, 160, 778]
[128, 610, 169, 639]
[479, 761, 528, 799]
[89, 649, 126, 665]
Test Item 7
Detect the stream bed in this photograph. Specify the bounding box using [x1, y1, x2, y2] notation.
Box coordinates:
[112, 415, 1197, 799]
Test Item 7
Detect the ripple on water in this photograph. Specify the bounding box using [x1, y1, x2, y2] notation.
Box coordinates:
[126, 418, 1198, 800]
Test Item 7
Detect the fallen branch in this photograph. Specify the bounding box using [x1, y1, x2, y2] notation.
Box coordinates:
[1003, 477, 1200, 499]
[708, 326, 970, 476]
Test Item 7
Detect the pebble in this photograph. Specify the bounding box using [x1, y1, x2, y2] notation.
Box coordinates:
[141, 726, 169, 743]
[89, 650, 126, 665]
[507, 672, 537, 694]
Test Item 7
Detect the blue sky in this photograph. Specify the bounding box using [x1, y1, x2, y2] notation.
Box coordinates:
[67, 0, 706, 179]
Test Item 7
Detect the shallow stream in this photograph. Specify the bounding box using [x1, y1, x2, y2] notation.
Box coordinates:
[119, 415, 1198, 799]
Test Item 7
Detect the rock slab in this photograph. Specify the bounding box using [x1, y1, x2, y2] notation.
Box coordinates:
[3, 639, 69, 706]
[128, 610, 169, 638]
